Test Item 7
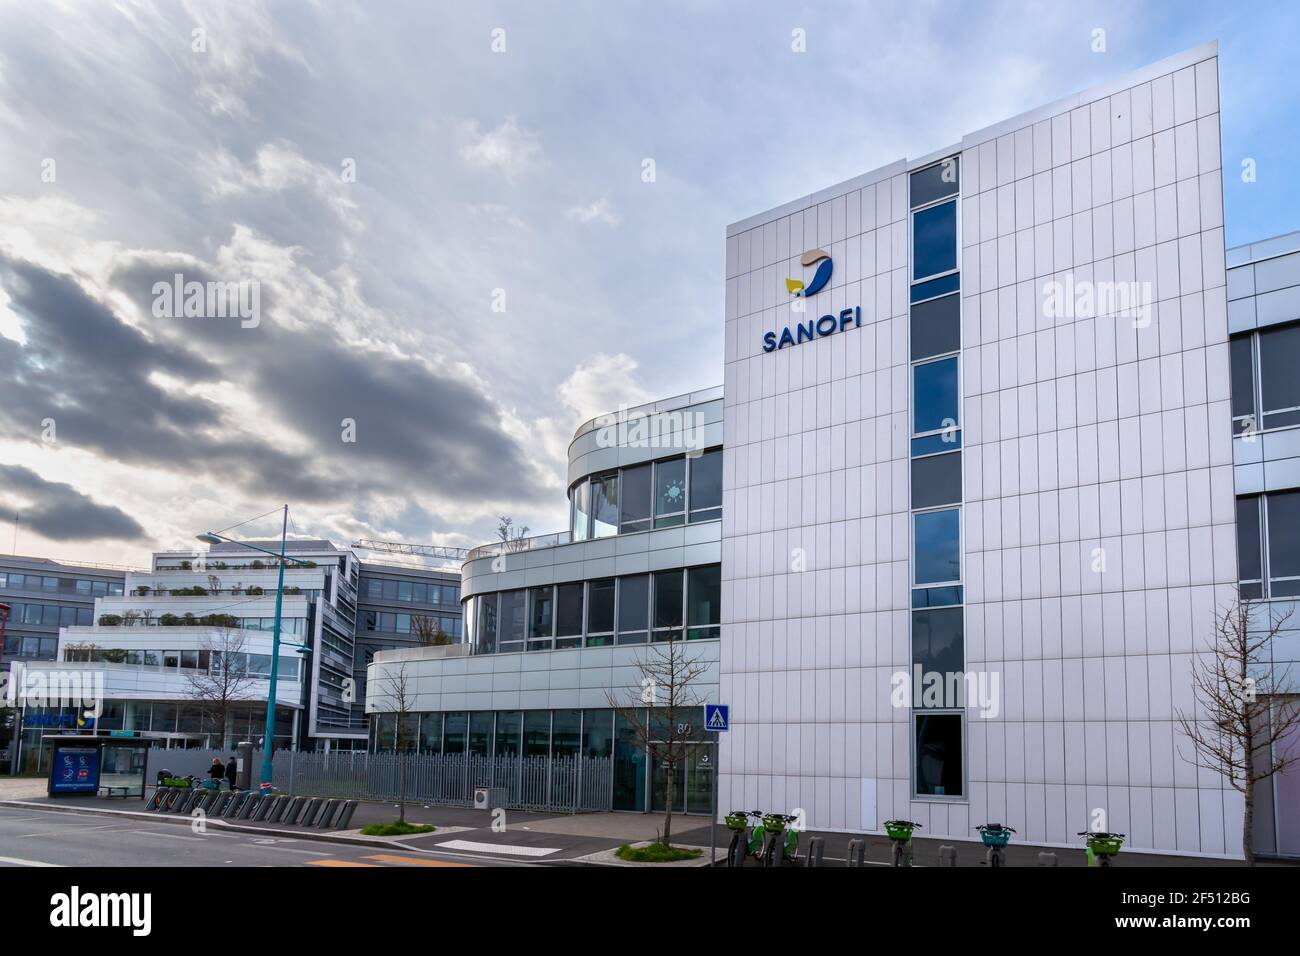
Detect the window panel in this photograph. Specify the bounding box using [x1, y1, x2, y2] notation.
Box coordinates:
[913, 200, 957, 281]
[687, 564, 721, 640]
[914, 509, 961, 584]
[591, 474, 619, 537]
[493, 711, 520, 757]
[653, 458, 687, 527]
[914, 713, 963, 797]
[912, 608, 964, 678]
[522, 711, 550, 758]
[468, 711, 493, 756]
[476, 595, 498, 654]
[688, 449, 723, 521]
[1230, 334, 1255, 422]
[571, 478, 591, 542]
[419, 713, 443, 755]
[913, 356, 959, 435]
[1267, 490, 1300, 587]
[652, 569, 683, 640]
[911, 272, 961, 302]
[555, 582, 584, 648]
[528, 586, 554, 650]
[552, 709, 581, 758]
[499, 590, 526, 652]
[910, 292, 961, 360]
[910, 157, 959, 208]
[620, 464, 652, 533]
[617, 575, 649, 644]
[582, 709, 613, 758]
[586, 578, 615, 646]
[911, 451, 962, 509]
[1237, 496, 1262, 585]
[442, 712, 467, 754]
[1260, 324, 1300, 416]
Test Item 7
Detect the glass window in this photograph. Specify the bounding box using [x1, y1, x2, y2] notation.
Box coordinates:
[590, 474, 619, 538]
[620, 463, 653, 533]
[586, 578, 615, 646]
[442, 712, 467, 754]
[912, 451, 962, 509]
[652, 570, 683, 641]
[913, 199, 957, 281]
[528, 586, 554, 650]
[413, 582, 428, 604]
[688, 448, 723, 522]
[910, 157, 959, 208]
[92, 581, 107, 596]
[367, 579, 382, 599]
[418, 713, 443, 754]
[555, 583, 583, 648]
[494, 711, 520, 757]
[552, 709, 581, 758]
[77, 608, 92, 626]
[1237, 496, 1263, 597]
[1267, 490, 1300, 596]
[912, 608, 964, 679]
[523, 711, 550, 758]
[382, 580, 398, 600]
[915, 713, 963, 797]
[910, 292, 961, 361]
[617, 575, 649, 644]
[1260, 324, 1300, 428]
[912, 272, 960, 302]
[613, 709, 646, 811]
[582, 709, 613, 758]
[395, 613, 410, 634]
[687, 565, 721, 640]
[469, 712, 493, 756]
[476, 595, 498, 654]
[427, 583, 441, 605]
[42, 605, 59, 626]
[163, 651, 180, 668]
[654, 458, 687, 527]
[180, 650, 199, 669]
[42, 576, 58, 591]
[74, 577, 90, 594]
[914, 509, 961, 585]
[914, 356, 959, 436]
[1230, 334, 1256, 429]
[571, 478, 591, 542]
[912, 585, 963, 609]
[499, 590, 525, 653]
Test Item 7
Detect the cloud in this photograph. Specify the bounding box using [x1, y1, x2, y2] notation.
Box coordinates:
[458, 115, 543, 179]
[0, 463, 145, 541]
[566, 197, 620, 226]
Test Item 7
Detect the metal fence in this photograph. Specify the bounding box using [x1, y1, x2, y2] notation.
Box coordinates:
[272, 750, 613, 812]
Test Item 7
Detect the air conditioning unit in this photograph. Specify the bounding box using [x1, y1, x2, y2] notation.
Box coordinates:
[473, 786, 507, 810]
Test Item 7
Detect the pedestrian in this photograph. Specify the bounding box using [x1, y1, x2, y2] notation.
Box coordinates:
[208, 757, 224, 788]
[225, 755, 238, 792]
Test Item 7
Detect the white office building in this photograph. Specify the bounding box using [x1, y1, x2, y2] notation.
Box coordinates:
[368, 42, 1298, 857]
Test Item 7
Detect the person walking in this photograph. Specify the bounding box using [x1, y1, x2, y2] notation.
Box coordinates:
[225, 755, 238, 792]
[208, 758, 224, 788]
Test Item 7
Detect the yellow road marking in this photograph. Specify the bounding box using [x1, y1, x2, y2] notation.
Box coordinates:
[305, 859, 379, 867]
[364, 853, 473, 868]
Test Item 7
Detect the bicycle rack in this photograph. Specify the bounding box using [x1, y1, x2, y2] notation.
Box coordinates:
[1037, 852, 1058, 866]
[805, 836, 825, 867]
[250, 795, 274, 822]
[299, 797, 321, 827]
[283, 796, 306, 824]
[199, 790, 221, 814]
[237, 793, 260, 819]
[938, 845, 957, 866]
[146, 789, 165, 811]
[846, 838, 866, 867]
[263, 795, 287, 823]
[315, 799, 338, 828]
[223, 792, 249, 818]
[334, 800, 359, 829]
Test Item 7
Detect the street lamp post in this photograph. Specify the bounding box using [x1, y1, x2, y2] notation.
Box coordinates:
[197, 504, 308, 795]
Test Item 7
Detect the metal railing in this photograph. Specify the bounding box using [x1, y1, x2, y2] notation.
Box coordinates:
[272, 751, 613, 811]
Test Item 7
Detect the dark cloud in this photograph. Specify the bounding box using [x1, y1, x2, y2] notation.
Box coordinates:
[0, 254, 546, 543]
[0, 463, 145, 541]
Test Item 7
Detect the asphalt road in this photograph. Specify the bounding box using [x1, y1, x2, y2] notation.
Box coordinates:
[0, 806, 522, 867]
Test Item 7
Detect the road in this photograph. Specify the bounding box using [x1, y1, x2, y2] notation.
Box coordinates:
[0, 805, 523, 867]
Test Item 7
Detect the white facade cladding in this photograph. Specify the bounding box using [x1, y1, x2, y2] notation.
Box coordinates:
[721, 42, 1246, 855]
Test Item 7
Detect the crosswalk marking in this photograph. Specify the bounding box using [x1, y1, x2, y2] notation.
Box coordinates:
[434, 839, 559, 857]
[364, 853, 473, 867]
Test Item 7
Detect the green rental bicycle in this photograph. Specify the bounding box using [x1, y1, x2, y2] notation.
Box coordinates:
[724, 810, 765, 867]
[759, 812, 801, 867]
[884, 819, 922, 867]
[1078, 831, 1125, 867]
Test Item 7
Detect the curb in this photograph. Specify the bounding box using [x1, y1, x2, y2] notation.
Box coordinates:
[0, 799, 447, 854]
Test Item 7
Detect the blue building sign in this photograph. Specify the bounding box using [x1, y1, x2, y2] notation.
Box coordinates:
[50, 746, 101, 795]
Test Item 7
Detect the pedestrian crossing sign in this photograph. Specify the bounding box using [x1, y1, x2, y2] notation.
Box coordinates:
[705, 704, 729, 732]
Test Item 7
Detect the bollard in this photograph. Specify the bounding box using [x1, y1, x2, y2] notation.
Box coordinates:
[1037, 852, 1058, 867]
[846, 838, 866, 867]
[334, 800, 359, 829]
[804, 836, 825, 867]
[937, 845, 958, 867]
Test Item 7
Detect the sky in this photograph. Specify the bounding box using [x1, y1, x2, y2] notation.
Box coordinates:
[0, 0, 1297, 568]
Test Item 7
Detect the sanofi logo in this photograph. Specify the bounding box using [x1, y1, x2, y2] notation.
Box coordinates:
[785, 248, 833, 298]
[763, 248, 860, 353]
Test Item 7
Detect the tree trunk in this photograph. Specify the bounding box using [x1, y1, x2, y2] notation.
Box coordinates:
[663, 754, 674, 847]
[1242, 775, 1255, 866]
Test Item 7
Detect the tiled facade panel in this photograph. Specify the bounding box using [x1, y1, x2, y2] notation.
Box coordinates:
[960, 54, 1236, 856]
[720, 47, 1239, 855]
[721, 167, 914, 833]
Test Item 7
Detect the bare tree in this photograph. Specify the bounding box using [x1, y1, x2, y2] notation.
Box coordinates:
[410, 614, 451, 647]
[605, 635, 710, 848]
[184, 628, 255, 750]
[496, 515, 530, 553]
[377, 662, 416, 823]
[1177, 589, 1300, 864]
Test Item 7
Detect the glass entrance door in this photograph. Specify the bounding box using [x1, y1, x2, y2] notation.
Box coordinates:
[650, 744, 712, 815]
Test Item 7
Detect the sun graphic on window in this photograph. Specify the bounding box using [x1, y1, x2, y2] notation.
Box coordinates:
[664, 480, 684, 503]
